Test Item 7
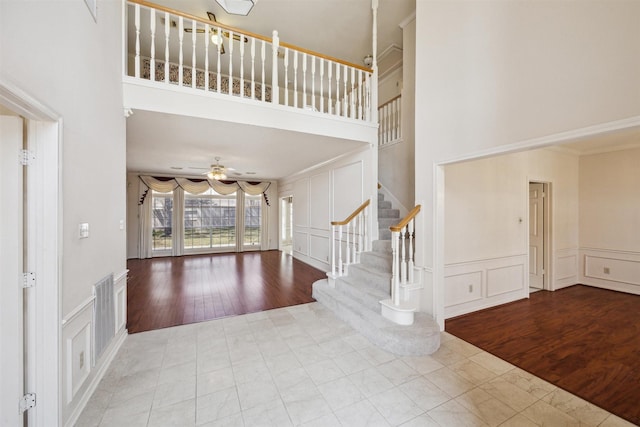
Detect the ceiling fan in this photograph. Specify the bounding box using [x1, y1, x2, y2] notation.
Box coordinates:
[183, 12, 249, 55]
[203, 157, 234, 180]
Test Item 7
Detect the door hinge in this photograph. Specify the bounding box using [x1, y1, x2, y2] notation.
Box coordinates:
[19, 393, 36, 413]
[20, 149, 35, 166]
[22, 272, 35, 288]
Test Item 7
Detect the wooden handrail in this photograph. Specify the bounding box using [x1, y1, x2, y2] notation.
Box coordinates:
[331, 199, 370, 226]
[128, 0, 373, 73]
[378, 94, 401, 109]
[390, 205, 421, 232]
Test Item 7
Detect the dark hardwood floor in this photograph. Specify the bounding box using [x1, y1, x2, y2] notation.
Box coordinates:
[446, 285, 640, 425]
[127, 250, 326, 334]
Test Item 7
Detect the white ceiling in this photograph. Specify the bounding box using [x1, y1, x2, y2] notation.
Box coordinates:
[559, 125, 640, 156]
[127, 110, 368, 179]
[126, 0, 415, 179]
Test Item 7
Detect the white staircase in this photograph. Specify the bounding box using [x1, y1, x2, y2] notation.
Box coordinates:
[312, 192, 440, 356]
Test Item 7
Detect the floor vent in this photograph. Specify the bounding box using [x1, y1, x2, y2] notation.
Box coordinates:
[93, 274, 115, 365]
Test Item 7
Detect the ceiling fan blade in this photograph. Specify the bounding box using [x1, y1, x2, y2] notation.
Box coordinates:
[184, 28, 207, 34]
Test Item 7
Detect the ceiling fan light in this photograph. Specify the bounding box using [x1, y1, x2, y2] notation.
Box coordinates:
[211, 32, 223, 45]
[215, 0, 256, 16]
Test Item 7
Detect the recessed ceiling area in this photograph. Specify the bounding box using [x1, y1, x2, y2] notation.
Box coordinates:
[126, 110, 368, 180]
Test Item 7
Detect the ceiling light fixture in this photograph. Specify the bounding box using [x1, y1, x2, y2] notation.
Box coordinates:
[207, 157, 227, 180]
[215, 0, 257, 16]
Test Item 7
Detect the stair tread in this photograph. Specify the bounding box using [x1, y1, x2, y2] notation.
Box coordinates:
[312, 279, 441, 355]
[338, 276, 389, 299]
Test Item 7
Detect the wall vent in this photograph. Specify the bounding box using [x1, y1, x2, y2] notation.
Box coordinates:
[93, 274, 115, 365]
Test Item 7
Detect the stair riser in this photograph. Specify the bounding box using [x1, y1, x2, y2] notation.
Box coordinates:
[336, 280, 383, 311]
[372, 240, 391, 253]
[378, 208, 400, 218]
[348, 265, 391, 293]
[379, 229, 391, 240]
[378, 200, 392, 209]
[378, 218, 397, 228]
[360, 252, 392, 272]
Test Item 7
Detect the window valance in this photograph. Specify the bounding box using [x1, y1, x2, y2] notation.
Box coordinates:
[138, 175, 271, 204]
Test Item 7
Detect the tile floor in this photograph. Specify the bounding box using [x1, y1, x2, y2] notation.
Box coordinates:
[76, 303, 635, 427]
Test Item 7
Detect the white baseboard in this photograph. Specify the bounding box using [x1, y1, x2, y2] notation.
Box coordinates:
[64, 329, 128, 427]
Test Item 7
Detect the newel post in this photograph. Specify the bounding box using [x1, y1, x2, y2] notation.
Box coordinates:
[271, 30, 280, 105]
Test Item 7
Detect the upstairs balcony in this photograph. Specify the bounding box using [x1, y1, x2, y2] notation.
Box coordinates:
[122, 0, 378, 144]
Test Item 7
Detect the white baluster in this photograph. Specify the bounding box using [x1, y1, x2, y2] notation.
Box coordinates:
[293, 50, 298, 108]
[343, 65, 348, 117]
[337, 226, 343, 276]
[365, 74, 371, 122]
[331, 225, 336, 278]
[357, 70, 363, 120]
[271, 31, 279, 104]
[357, 212, 363, 263]
[134, 4, 140, 78]
[191, 19, 197, 89]
[250, 38, 255, 99]
[327, 61, 332, 115]
[164, 12, 170, 83]
[400, 226, 407, 285]
[302, 53, 307, 109]
[311, 57, 316, 111]
[150, 9, 156, 81]
[364, 204, 369, 251]
[345, 222, 350, 275]
[239, 34, 245, 97]
[204, 24, 210, 91]
[283, 48, 289, 106]
[178, 17, 184, 86]
[228, 31, 234, 95]
[391, 231, 400, 305]
[408, 218, 415, 283]
[398, 98, 402, 139]
[350, 67, 356, 118]
[320, 58, 324, 113]
[216, 30, 222, 93]
[335, 62, 340, 116]
[261, 40, 266, 101]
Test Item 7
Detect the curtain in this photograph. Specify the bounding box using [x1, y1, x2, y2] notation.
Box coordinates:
[238, 181, 271, 195]
[176, 177, 210, 195]
[209, 179, 241, 195]
[138, 181, 152, 259]
[140, 176, 179, 193]
[173, 187, 185, 256]
[236, 190, 245, 252]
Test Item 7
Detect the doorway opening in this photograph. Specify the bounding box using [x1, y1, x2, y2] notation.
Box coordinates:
[280, 195, 293, 255]
[528, 181, 550, 293]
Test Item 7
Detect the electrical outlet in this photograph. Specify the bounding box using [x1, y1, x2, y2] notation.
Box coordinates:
[79, 351, 85, 370]
[604, 267, 610, 274]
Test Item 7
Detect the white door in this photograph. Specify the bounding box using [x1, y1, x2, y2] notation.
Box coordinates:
[529, 182, 544, 289]
[1, 116, 25, 426]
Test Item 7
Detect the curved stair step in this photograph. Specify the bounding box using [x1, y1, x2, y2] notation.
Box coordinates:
[312, 279, 440, 356]
[337, 276, 390, 311]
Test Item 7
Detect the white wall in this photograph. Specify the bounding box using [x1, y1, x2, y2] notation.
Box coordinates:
[415, 0, 640, 324]
[279, 146, 377, 272]
[579, 147, 640, 295]
[444, 148, 579, 317]
[1, 0, 127, 423]
[378, 16, 415, 211]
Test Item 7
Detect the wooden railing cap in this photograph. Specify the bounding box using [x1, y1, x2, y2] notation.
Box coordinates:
[390, 204, 421, 232]
[331, 199, 370, 226]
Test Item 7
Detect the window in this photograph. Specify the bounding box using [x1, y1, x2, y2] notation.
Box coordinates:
[184, 188, 237, 250]
[152, 190, 173, 251]
[244, 195, 262, 247]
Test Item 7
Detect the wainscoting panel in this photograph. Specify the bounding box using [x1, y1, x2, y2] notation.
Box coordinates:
[114, 270, 128, 333]
[445, 255, 527, 318]
[293, 178, 309, 228]
[444, 271, 483, 306]
[309, 172, 330, 231]
[309, 234, 330, 267]
[581, 248, 640, 294]
[293, 231, 309, 256]
[64, 310, 91, 405]
[487, 264, 524, 297]
[554, 248, 578, 289]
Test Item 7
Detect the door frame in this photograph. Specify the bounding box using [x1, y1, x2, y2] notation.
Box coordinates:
[279, 194, 293, 253]
[527, 179, 552, 293]
[1, 79, 61, 425]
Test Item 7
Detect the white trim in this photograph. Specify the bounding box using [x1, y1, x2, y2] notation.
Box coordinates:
[438, 116, 640, 165]
[399, 11, 416, 29]
[61, 296, 96, 326]
[1, 76, 63, 427]
[63, 330, 127, 427]
[113, 269, 129, 284]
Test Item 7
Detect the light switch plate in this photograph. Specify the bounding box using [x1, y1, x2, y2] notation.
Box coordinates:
[79, 223, 89, 239]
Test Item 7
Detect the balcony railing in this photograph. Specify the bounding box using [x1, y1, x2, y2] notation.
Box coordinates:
[125, 0, 375, 122]
[378, 95, 402, 146]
